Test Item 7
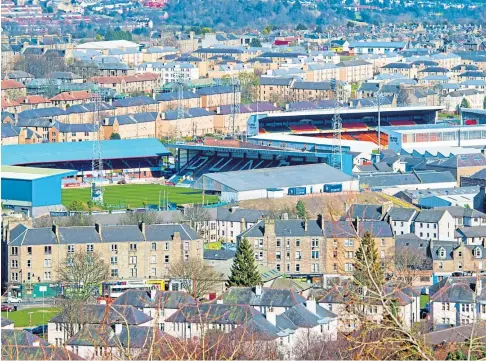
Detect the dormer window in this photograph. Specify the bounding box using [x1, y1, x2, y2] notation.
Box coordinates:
[438, 247, 446, 259]
[474, 247, 482, 259]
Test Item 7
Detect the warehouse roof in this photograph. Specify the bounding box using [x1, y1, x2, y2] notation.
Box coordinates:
[1, 166, 77, 180]
[196, 163, 354, 192]
[2, 138, 170, 165]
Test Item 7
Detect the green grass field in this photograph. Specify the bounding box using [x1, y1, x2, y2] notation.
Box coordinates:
[1, 307, 59, 327]
[62, 184, 218, 208]
[420, 294, 429, 309]
[340, 55, 355, 61]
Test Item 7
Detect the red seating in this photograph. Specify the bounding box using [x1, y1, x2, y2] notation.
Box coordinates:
[289, 124, 318, 132]
[341, 122, 368, 129]
[388, 120, 416, 126]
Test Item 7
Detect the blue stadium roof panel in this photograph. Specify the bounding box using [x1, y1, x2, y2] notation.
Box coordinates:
[2, 138, 170, 165]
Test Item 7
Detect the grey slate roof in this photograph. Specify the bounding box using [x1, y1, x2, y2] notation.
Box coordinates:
[455, 226, 486, 239]
[277, 304, 336, 330]
[165, 107, 212, 120]
[386, 207, 417, 222]
[1, 329, 49, 347]
[113, 289, 197, 309]
[414, 209, 448, 223]
[358, 221, 393, 238]
[216, 207, 268, 222]
[155, 91, 199, 101]
[18, 107, 66, 120]
[430, 281, 475, 303]
[343, 204, 382, 221]
[323, 221, 357, 238]
[2, 346, 83, 360]
[434, 206, 486, 219]
[1, 317, 13, 328]
[9, 224, 200, 246]
[166, 303, 260, 324]
[112, 96, 157, 108]
[67, 324, 166, 348]
[259, 76, 294, 86]
[240, 219, 325, 239]
[49, 305, 152, 325]
[220, 287, 306, 307]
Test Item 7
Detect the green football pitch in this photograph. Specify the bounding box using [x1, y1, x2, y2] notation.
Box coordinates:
[62, 184, 218, 208]
[1, 307, 59, 327]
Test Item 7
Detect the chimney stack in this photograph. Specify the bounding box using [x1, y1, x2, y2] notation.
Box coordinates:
[477, 279, 483, 295]
[266, 311, 276, 326]
[114, 323, 122, 335]
[306, 298, 317, 314]
[241, 218, 247, 232]
[303, 219, 308, 232]
[254, 285, 262, 296]
[150, 288, 156, 301]
[95, 223, 102, 235]
[264, 219, 275, 237]
[52, 224, 59, 236]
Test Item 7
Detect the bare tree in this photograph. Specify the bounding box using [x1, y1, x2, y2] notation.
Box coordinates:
[13, 54, 68, 79]
[393, 245, 433, 286]
[58, 250, 109, 301]
[33, 214, 95, 228]
[169, 258, 222, 299]
[184, 205, 210, 229]
[397, 88, 413, 107]
[118, 212, 164, 225]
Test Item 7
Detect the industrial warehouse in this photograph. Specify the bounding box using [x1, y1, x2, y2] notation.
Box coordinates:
[193, 163, 359, 202]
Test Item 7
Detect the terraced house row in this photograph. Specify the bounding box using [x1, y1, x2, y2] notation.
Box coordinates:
[6, 222, 203, 288]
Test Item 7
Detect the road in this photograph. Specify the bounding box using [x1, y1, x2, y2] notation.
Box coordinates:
[3, 299, 56, 310]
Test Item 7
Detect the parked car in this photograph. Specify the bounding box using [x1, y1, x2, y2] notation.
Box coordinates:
[1, 304, 16, 312]
[25, 324, 48, 335]
[7, 296, 22, 303]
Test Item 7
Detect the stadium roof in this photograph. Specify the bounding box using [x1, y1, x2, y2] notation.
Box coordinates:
[170, 141, 333, 160]
[382, 123, 486, 135]
[2, 166, 77, 180]
[251, 133, 374, 154]
[258, 106, 443, 122]
[194, 163, 355, 192]
[2, 138, 170, 166]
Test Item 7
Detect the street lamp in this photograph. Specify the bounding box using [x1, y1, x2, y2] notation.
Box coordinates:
[375, 90, 386, 162]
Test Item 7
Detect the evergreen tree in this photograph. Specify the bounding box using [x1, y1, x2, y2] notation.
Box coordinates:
[249, 38, 262, 47]
[227, 238, 261, 287]
[296, 23, 307, 31]
[354, 231, 383, 289]
[460, 97, 471, 108]
[296, 200, 307, 219]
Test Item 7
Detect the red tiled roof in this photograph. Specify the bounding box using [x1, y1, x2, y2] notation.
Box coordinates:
[50, 91, 93, 101]
[1, 97, 20, 108]
[1, 79, 25, 89]
[15, 95, 51, 104]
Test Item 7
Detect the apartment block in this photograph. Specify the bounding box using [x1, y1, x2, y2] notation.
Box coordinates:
[7, 223, 203, 295]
